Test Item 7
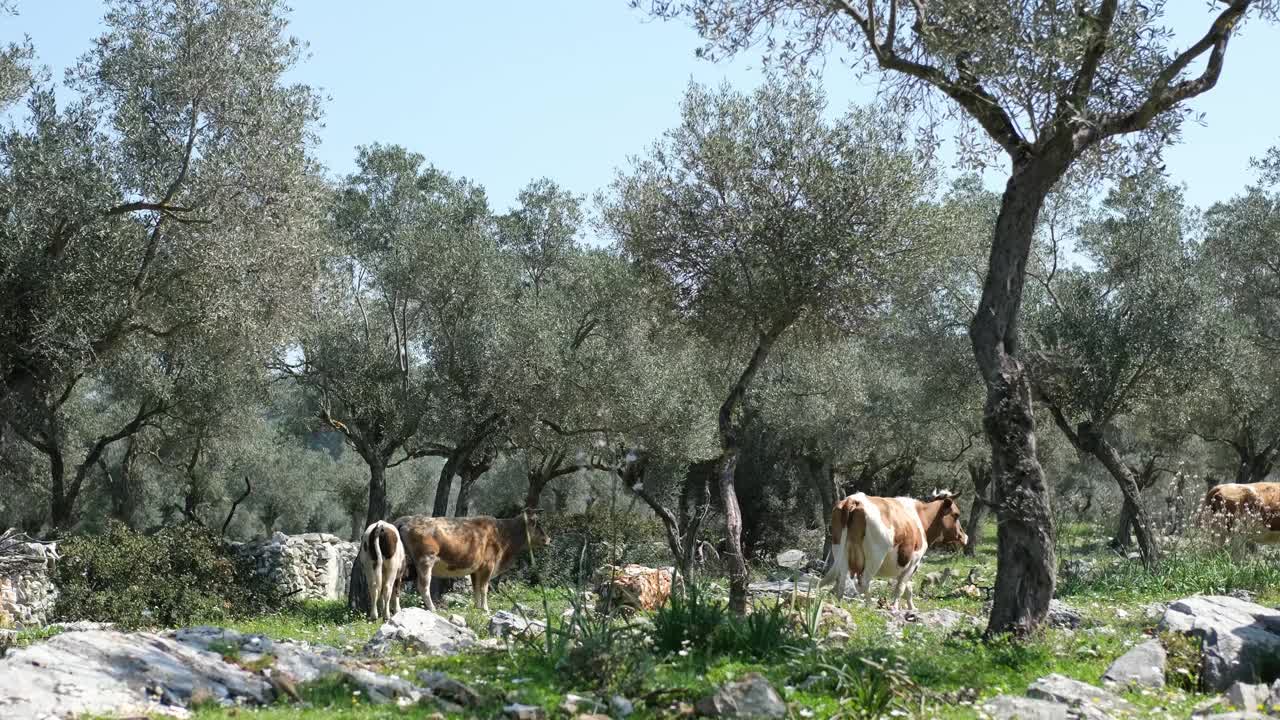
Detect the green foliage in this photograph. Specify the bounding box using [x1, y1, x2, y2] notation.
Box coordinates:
[653, 583, 728, 655]
[1161, 630, 1203, 692]
[1057, 548, 1280, 601]
[529, 510, 669, 586]
[54, 521, 271, 629]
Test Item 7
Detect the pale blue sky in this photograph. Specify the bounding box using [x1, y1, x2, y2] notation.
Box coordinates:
[3, 1, 1277, 217]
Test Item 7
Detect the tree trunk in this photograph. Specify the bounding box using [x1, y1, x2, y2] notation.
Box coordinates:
[717, 319, 791, 615]
[964, 459, 992, 557]
[1234, 439, 1278, 485]
[971, 168, 1064, 637]
[525, 469, 550, 511]
[365, 459, 388, 527]
[803, 453, 839, 563]
[453, 465, 480, 517]
[49, 449, 74, 531]
[432, 453, 461, 518]
[1076, 423, 1159, 568]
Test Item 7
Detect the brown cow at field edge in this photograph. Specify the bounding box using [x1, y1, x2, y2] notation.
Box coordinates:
[1200, 482, 1280, 543]
[394, 512, 549, 612]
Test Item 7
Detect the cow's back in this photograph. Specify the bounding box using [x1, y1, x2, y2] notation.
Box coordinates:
[394, 515, 504, 575]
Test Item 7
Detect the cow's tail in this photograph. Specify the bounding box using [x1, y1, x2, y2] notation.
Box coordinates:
[364, 522, 386, 578]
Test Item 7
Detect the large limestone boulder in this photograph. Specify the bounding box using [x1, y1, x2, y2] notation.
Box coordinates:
[0, 629, 271, 718]
[365, 608, 477, 656]
[593, 564, 674, 613]
[1160, 595, 1280, 692]
[0, 625, 462, 718]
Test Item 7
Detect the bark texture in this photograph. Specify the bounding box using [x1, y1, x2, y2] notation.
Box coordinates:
[964, 458, 992, 557]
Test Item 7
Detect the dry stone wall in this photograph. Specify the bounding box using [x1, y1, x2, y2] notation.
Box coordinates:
[231, 532, 358, 602]
[0, 533, 58, 628]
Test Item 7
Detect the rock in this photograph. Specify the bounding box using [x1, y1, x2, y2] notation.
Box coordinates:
[1229, 589, 1256, 603]
[1046, 600, 1084, 630]
[695, 673, 787, 718]
[559, 693, 604, 714]
[0, 628, 271, 718]
[417, 671, 480, 707]
[488, 610, 546, 641]
[1160, 595, 1280, 692]
[610, 694, 635, 717]
[776, 549, 805, 569]
[746, 578, 824, 598]
[1201, 713, 1273, 720]
[914, 609, 977, 631]
[575, 715, 611, 720]
[1101, 639, 1166, 689]
[448, 614, 467, 628]
[172, 626, 421, 705]
[1026, 674, 1135, 717]
[1143, 602, 1168, 619]
[1225, 682, 1271, 713]
[52, 621, 115, 633]
[825, 630, 850, 645]
[504, 702, 546, 719]
[593, 564, 674, 613]
[980, 695, 1070, 720]
[365, 608, 477, 656]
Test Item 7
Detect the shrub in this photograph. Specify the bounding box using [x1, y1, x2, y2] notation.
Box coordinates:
[653, 583, 727, 655]
[524, 510, 669, 586]
[55, 521, 272, 629]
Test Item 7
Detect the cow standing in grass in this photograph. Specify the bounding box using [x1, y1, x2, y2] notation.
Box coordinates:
[394, 512, 549, 612]
[359, 520, 406, 621]
[821, 490, 968, 611]
[1200, 482, 1280, 544]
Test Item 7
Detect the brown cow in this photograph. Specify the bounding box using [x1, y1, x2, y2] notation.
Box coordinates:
[1200, 482, 1280, 543]
[394, 512, 549, 612]
[820, 490, 967, 611]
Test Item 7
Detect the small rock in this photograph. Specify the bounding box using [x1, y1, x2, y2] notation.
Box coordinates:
[611, 694, 635, 717]
[560, 693, 604, 714]
[448, 614, 467, 628]
[695, 673, 786, 718]
[981, 695, 1070, 720]
[1114, 608, 1129, 620]
[417, 671, 480, 707]
[914, 608, 976, 631]
[776, 549, 805, 569]
[825, 630, 850, 645]
[1229, 589, 1256, 603]
[1201, 713, 1273, 720]
[1225, 681, 1270, 713]
[1101, 639, 1166, 689]
[1026, 674, 1135, 716]
[488, 610, 547, 641]
[365, 608, 477, 656]
[575, 715, 611, 720]
[504, 702, 546, 719]
[1046, 600, 1084, 629]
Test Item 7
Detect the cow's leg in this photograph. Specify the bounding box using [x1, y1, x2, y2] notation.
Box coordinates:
[416, 556, 438, 611]
[379, 568, 396, 620]
[390, 573, 403, 615]
[472, 568, 492, 612]
[858, 548, 889, 607]
[363, 562, 381, 621]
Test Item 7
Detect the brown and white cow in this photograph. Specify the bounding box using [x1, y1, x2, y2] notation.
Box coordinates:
[820, 490, 967, 611]
[394, 512, 549, 612]
[359, 520, 407, 621]
[1200, 482, 1280, 543]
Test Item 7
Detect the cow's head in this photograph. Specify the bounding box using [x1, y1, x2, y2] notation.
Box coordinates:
[523, 510, 550, 550]
[922, 491, 967, 548]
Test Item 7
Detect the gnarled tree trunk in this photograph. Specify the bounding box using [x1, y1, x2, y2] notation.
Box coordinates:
[972, 166, 1064, 637]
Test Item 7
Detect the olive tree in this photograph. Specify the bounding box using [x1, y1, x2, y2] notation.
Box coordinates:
[605, 75, 934, 612]
[0, 0, 322, 529]
[278, 144, 491, 525]
[641, 0, 1276, 633]
[1190, 168, 1280, 483]
[1029, 174, 1209, 568]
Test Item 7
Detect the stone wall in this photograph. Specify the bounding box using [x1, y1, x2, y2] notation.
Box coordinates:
[231, 532, 358, 602]
[0, 534, 58, 628]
